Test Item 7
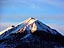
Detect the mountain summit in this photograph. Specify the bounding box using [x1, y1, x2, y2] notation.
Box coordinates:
[0, 17, 64, 48]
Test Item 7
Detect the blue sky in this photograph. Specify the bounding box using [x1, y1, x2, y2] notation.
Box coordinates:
[0, 0, 64, 35]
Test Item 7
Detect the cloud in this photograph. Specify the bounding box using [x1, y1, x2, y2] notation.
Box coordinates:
[42, 14, 64, 20]
[0, 23, 13, 31]
[1, 0, 64, 9]
[1, 0, 40, 9]
[34, 0, 64, 9]
[0, 14, 64, 25]
[31, 14, 64, 22]
[1, 14, 64, 19]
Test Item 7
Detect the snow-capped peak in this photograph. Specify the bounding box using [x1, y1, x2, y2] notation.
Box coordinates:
[16, 17, 59, 35]
[0, 17, 37, 38]
[23, 17, 37, 25]
[17, 17, 37, 33]
[0, 17, 62, 38]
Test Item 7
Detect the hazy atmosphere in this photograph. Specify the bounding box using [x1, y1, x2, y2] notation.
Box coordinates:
[0, 0, 64, 35]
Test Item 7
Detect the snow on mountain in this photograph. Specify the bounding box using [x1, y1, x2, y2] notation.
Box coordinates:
[0, 17, 64, 48]
[0, 25, 14, 35]
[0, 17, 36, 39]
[0, 17, 63, 39]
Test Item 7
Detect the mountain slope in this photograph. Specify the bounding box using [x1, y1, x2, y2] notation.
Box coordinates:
[0, 17, 64, 48]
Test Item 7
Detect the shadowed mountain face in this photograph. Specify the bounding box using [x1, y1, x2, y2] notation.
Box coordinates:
[0, 17, 64, 48]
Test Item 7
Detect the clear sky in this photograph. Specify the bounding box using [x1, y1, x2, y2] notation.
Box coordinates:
[0, 0, 64, 35]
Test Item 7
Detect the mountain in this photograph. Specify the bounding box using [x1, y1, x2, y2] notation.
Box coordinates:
[0, 17, 64, 48]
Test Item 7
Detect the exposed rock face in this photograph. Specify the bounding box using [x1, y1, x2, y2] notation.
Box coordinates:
[0, 17, 64, 48]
